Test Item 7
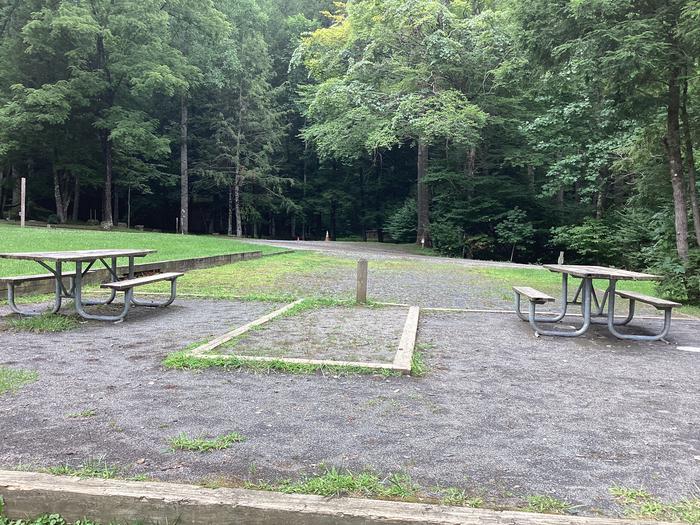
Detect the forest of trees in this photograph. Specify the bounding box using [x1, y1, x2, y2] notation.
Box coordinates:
[0, 0, 699, 300]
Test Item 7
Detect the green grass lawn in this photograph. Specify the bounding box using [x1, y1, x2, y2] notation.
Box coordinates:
[0, 223, 281, 277]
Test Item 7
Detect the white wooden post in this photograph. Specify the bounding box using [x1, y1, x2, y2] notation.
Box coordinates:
[20, 177, 26, 227]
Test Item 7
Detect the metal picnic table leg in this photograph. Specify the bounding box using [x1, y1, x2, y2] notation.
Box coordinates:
[516, 273, 570, 323]
[6, 261, 64, 317]
[73, 260, 132, 322]
[527, 277, 592, 337]
[606, 280, 672, 341]
[80, 257, 117, 306]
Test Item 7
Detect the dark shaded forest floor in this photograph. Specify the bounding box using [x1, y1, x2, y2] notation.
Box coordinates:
[1, 243, 699, 519]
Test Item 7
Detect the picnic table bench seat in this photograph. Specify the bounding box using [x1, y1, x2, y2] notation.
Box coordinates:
[614, 290, 682, 309]
[0, 270, 87, 284]
[101, 272, 184, 292]
[512, 286, 555, 304]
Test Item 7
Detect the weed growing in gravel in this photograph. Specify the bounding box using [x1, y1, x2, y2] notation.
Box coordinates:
[610, 486, 700, 524]
[8, 314, 79, 333]
[411, 351, 427, 377]
[252, 468, 392, 498]
[0, 367, 38, 395]
[525, 495, 572, 514]
[437, 487, 484, 507]
[45, 458, 119, 479]
[169, 432, 246, 452]
[67, 409, 96, 419]
[247, 467, 486, 508]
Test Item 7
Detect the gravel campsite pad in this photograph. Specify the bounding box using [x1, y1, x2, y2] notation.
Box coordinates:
[1, 240, 700, 518]
[222, 305, 406, 363]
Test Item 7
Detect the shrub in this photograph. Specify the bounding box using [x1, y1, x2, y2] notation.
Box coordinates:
[431, 221, 464, 257]
[46, 214, 59, 225]
[649, 249, 700, 304]
[495, 207, 534, 262]
[385, 198, 416, 243]
[550, 218, 618, 265]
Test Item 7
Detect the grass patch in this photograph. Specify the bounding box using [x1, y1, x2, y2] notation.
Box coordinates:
[8, 314, 79, 333]
[249, 468, 418, 499]
[45, 458, 119, 480]
[162, 351, 400, 376]
[169, 432, 246, 452]
[248, 467, 486, 508]
[67, 409, 96, 419]
[610, 486, 700, 524]
[438, 487, 484, 507]
[0, 367, 38, 395]
[137, 251, 355, 300]
[525, 495, 572, 514]
[0, 222, 279, 278]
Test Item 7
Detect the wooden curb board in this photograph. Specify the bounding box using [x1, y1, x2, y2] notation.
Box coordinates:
[0, 470, 679, 525]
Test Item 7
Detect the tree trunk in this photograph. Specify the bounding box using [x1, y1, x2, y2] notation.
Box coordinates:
[527, 164, 535, 194]
[127, 185, 131, 229]
[52, 158, 66, 223]
[466, 146, 476, 201]
[227, 184, 234, 236]
[99, 129, 113, 227]
[72, 174, 80, 222]
[330, 199, 337, 241]
[113, 185, 119, 224]
[234, 178, 242, 237]
[596, 166, 608, 220]
[234, 83, 244, 239]
[359, 168, 367, 241]
[180, 94, 189, 234]
[681, 78, 700, 247]
[416, 139, 431, 246]
[0, 167, 5, 218]
[664, 66, 689, 261]
[291, 215, 296, 239]
[11, 165, 19, 219]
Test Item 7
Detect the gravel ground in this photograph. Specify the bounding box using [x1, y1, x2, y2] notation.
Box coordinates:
[1, 296, 699, 517]
[1, 241, 698, 516]
[227, 305, 406, 363]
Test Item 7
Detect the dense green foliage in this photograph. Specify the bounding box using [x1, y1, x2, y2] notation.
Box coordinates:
[0, 0, 698, 299]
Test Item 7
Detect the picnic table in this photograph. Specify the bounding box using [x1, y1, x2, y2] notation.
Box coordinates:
[0, 249, 184, 322]
[513, 264, 681, 341]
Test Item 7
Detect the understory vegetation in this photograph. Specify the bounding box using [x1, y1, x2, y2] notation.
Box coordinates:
[0, 0, 698, 303]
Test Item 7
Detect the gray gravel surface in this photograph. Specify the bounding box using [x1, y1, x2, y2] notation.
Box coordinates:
[228, 305, 406, 363]
[1, 298, 699, 516]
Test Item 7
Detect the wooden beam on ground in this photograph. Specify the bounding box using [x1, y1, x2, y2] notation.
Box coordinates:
[393, 306, 420, 374]
[0, 470, 678, 525]
[204, 353, 400, 371]
[191, 299, 304, 355]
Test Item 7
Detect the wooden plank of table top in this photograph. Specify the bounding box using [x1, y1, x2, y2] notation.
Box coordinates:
[0, 249, 156, 261]
[543, 264, 661, 281]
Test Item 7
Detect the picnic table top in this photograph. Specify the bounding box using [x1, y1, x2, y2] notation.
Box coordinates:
[0, 249, 155, 262]
[543, 264, 662, 281]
